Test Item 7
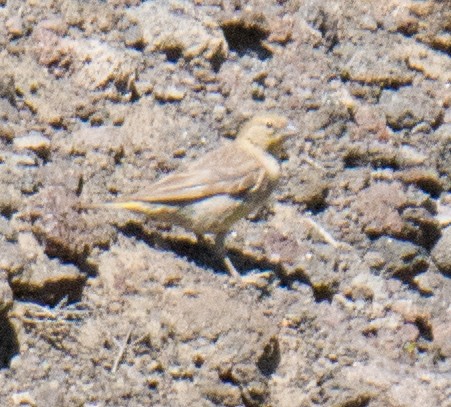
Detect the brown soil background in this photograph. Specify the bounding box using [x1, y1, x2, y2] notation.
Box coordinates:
[0, 0, 450, 406]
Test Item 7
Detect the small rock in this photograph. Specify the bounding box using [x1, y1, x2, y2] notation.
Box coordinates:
[340, 47, 414, 88]
[38, 18, 68, 35]
[432, 320, 451, 357]
[398, 323, 420, 344]
[336, 168, 371, 194]
[0, 75, 16, 106]
[396, 168, 443, 196]
[200, 383, 242, 406]
[401, 206, 441, 248]
[68, 126, 124, 155]
[406, 46, 451, 82]
[0, 186, 22, 219]
[351, 105, 387, 140]
[0, 217, 16, 241]
[373, 237, 428, 281]
[24, 185, 115, 267]
[0, 124, 14, 143]
[343, 282, 374, 302]
[431, 226, 451, 275]
[344, 143, 398, 171]
[354, 182, 439, 245]
[13, 131, 51, 157]
[0, 272, 13, 314]
[0, 241, 25, 276]
[128, 1, 228, 63]
[6, 233, 86, 305]
[385, 5, 419, 35]
[363, 251, 386, 270]
[434, 126, 451, 190]
[359, 15, 378, 31]
[355, 183, 407, 238]
[5, 16, 25, 38]
[30, 24, 71, 68]
[11, 392, 37, 407]
[154, 86, 186, 102]
[289, 170, 329, 209]
[412, 272, 434, 295]
[379, 87, 443, 130]
[124, 25, 146, 49]
[9, 153, 37, 166]
[71, 38, 139, 91]
[436, 196, 451, 227]
[36, 103, 64, 127]
[391, 299, 426, 324]
[396, 145, 428, 167]
[9, 258, 86, 305]
[34, 380, 64, 407]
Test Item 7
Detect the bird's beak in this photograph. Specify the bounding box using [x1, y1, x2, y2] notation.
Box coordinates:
[274, 122, 297, 145]
[269, 122, 297, 158]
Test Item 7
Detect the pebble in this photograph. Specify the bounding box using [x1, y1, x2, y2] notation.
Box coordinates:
[431, 226, 451, 275]
[9, 153, 37, 166]
[5, 16, 24, 37]
[0, 274, 13, 314]
[154, 86, 186, 102]
[13, 131, 51, 156]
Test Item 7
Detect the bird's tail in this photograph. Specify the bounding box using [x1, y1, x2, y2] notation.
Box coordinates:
[77, 200, 175, 217]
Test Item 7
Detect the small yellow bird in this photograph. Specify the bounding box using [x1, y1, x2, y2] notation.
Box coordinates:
[83, 113, 296, 279]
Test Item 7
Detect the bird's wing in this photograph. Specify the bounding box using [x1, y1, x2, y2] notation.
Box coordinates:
[118, 144, 265, 203]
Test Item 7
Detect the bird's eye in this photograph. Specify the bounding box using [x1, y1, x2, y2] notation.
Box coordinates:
[265, 121, 274, 128]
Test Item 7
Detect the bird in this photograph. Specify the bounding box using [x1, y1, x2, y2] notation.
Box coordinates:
[81, 113, 296, 280]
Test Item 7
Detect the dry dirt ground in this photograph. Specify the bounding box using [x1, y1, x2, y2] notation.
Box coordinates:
[0, 0, 450, 406]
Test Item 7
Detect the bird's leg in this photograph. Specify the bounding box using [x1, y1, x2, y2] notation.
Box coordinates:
[213, 233, 241, 280]
[197, 234, 273, 288]
[213, 234, 272, 288]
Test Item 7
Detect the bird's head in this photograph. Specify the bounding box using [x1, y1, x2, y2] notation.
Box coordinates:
[236, 113, 297, 155]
